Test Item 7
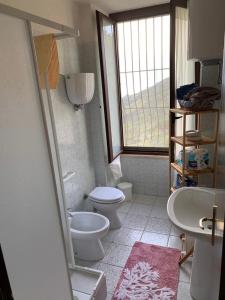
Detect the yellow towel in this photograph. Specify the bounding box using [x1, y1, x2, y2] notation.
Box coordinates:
[34, 34, 59, 89]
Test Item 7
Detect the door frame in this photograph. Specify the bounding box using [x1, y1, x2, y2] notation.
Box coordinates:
[0, 4, 76, 299]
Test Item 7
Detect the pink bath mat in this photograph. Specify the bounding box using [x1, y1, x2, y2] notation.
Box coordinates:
[112, 242, 181, 300]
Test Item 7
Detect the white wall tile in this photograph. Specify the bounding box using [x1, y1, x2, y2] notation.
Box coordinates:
[51, 76, 96, 211]
[120, 155, 169, 196]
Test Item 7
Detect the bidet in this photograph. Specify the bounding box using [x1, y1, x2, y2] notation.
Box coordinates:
[68, 211, 110, 261]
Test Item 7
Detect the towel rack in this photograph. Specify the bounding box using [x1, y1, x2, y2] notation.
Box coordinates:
[63, 171, 76, 182]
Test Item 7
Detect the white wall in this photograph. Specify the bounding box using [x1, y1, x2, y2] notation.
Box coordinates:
[1, 0, 76, 27]
[0, 13, 72, 300]
[216, 40, 225, 188]
[189, 0, 225, 60]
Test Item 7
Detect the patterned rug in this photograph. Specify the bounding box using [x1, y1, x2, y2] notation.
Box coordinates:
[112, 242, 181, 300]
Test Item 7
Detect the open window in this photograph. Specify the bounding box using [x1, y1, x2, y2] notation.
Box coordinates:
[97, 11, 123, 162]
[97, 4, 172, 162]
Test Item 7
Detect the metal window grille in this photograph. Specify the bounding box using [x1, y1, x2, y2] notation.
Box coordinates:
[117, 15, 170, 148]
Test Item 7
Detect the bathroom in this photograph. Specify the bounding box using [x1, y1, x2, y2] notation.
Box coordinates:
[0, 0, 225, 300]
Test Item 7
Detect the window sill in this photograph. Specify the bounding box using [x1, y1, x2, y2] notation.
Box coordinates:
[121, 150, 169, 158]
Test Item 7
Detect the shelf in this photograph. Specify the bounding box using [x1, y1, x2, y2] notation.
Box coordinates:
[170, 108, 219, 115]
[169, 105, 219, 191]
[171, 162, 214, 176]
[171, 136, 216, 146]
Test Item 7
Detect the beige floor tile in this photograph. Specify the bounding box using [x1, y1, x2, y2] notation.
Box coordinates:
[171, 225, 183, 237]
[168, 236, 182, 250]
[124, 213, 148, 230]
[97, 263, 123, 293]
[118, 201, 132, 213]
[145, 217, 172, 234]
[133, 194, 156, 205]
[141, 232, 169, 246]
[129, 203, 152, 216]
[114, 227, 143, 246]
[150, 204, 168, 219]
[179, 259, 192, 283]
[177, 282, 193, 300]
[103, 242, 132, 267]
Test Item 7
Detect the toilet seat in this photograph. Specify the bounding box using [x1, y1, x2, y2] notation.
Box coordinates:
[89, 187, 125, 204]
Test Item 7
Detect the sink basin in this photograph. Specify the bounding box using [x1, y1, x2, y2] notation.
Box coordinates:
[167, 187, 225, 300]
[167, 187, 225, 239]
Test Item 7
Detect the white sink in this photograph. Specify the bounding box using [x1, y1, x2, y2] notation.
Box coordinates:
[167, 187, 225, 300]
[167, 187, 224, 239]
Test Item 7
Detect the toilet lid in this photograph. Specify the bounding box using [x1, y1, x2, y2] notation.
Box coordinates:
[89, 187, 124, 203]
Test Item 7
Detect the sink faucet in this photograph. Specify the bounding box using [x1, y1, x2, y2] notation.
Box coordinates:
[199, 205, 218, 245]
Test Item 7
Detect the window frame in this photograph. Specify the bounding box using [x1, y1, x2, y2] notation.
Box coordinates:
[97, 3, 182, 162]
[113, 4, 173, 157]
[96, 11, 124, 162]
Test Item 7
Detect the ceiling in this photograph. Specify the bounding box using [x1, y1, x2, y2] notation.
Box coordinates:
[77, 0, 169, 14]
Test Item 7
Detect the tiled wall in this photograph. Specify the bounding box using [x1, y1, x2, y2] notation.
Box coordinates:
[61, 3, 170, 200]
[120, 155, 169, 197]
[51, 76, 96, 211]
[76, 3, 109, 186]
[45, 3, 107, 213]
[48, 11, 100, 211]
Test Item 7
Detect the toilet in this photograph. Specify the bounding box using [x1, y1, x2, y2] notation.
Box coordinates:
[69, 211, 110, 261]
[89, 187, 125, 229]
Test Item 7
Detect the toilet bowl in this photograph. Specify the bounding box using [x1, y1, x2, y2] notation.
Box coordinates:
[69, 211, 110, 261]
[89, 187, 125, 229]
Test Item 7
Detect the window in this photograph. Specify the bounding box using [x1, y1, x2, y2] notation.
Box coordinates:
[97, 5, 171, 162]
[117, 16, 170, 149]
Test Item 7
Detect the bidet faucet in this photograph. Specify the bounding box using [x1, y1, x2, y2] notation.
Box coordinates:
[66, 208, 74, 218]
[67, 211, 73, 217]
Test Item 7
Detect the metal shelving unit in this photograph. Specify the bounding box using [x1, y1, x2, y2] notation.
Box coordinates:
[169, 108, 220, 193]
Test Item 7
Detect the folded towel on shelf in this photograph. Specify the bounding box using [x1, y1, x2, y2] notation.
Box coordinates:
[176, 83, 198, 100]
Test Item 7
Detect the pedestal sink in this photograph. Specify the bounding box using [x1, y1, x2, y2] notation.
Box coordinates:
[167, 187, 225, 300]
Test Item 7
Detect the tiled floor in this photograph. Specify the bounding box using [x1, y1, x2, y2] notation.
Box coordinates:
[76, 194, 193, 300]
